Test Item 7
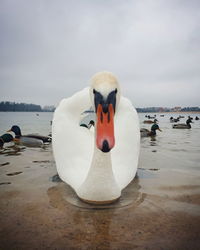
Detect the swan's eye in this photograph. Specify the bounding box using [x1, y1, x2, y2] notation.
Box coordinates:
[115, 88, 117, 94]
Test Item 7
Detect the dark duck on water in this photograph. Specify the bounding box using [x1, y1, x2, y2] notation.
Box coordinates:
[172, 116, 193, 129]
[8, 125, 51, 147]
[140, 120, 162, 137]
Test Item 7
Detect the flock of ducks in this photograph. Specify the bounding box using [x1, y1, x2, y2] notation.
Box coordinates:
[141, 114, 199, 138]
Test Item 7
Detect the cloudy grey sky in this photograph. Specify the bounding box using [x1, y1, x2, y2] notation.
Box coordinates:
[0, 0, 200, 108]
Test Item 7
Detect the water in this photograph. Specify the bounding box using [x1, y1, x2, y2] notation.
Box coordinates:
[0, 111, 200, 172]
[0, 112, 200, 249]
[0, 112, 53, 136]
[138, 112, 200, 173]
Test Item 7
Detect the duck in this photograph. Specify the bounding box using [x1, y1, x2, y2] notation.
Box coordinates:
[0, 133, 14, 148]
[79, 108, 95, 129]
[52, 72, 140, 204]
[145, 115, 156, 119]
[172, 117, 192, 129]
[143, 120, 154, 124]
[172, 124, 191, 129]
[170, 117, 180, 123]
[8, 125, 51, 147]
[143, 118, 158, 124]
[140, 121, 162, 137]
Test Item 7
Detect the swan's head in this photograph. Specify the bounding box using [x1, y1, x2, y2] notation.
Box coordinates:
[90, 72, 121, 153]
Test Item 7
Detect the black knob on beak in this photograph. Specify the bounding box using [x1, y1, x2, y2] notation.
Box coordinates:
[102, 140, 110, 153]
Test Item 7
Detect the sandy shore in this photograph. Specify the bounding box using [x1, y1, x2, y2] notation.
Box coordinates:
[0, 145, 200, 250]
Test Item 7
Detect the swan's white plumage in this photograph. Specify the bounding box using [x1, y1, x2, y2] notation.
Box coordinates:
[52, 87, 93, 190]
[52, 86, 140, 193]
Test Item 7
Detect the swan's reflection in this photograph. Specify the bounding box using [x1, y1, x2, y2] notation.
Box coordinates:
[48, 174, 143, 210]
[47, 175, 144, 248]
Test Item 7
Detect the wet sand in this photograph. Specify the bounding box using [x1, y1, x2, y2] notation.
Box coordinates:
[0, 145, 200, 250]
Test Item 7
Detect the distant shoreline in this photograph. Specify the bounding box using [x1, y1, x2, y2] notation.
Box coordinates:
[0, 110, 200, 114]
[137, 111, 200, 114]
[162, 111, 200, 114]
[0, 111, 54, 112]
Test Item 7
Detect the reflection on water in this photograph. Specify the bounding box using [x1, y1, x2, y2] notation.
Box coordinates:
[48, 175, 145, 210]
[0, 143, 50, 156]
[150, 140, 157, 147]
[48, 183, 118, 249]
[72, 208, 113, 249]
[0, 145, 25, 156]
[150, 135, 157, 142]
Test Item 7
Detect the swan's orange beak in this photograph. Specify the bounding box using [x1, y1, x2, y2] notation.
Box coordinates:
[96, 104, 115, 152]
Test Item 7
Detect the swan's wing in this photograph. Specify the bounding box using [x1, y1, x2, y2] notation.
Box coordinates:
[52, 88, 94, 190]
[112, 97, 140, 189]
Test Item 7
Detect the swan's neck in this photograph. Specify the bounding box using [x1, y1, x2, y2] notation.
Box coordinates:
[76, 132, 121, 203]
[90, 145, 112, 174]
[86, 127, 114, 180]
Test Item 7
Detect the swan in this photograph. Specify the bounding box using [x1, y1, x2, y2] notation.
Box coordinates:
[52, 72, 140, 204]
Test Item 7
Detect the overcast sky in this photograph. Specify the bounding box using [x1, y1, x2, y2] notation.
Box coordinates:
[0, 0, 200, 108]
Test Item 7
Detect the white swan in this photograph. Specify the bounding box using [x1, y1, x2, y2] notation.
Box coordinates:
[52, 72, 140, 204]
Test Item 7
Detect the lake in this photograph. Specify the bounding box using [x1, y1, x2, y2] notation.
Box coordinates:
[0, 111, 200, 249]
[139, 112, 200, 172]
[0, 112, 53, 136]
[0, 111, 200, 174]
[0, 111, 200, 171]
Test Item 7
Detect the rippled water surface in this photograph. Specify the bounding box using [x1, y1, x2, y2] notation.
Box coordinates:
[139, 113, 200, 171]
[0, 112, 200, 249]
[0, 112, 53, 135]
[0, 111, 200, 173]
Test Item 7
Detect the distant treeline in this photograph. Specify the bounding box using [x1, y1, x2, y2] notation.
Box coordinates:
[0, 101, 42, 112]
[136, 107, 169, 113]
[136, 106, 200, 113]
[1, 101, 199, 113]
[181, 107, 200, 112]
